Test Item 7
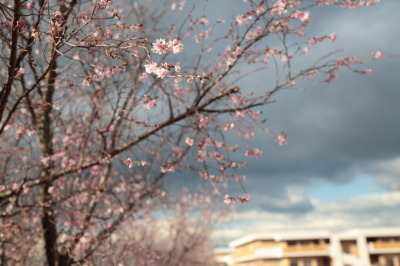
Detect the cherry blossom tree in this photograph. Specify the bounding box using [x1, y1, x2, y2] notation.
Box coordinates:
[0, 0, 385, 264]
[91, 189, 224, 266]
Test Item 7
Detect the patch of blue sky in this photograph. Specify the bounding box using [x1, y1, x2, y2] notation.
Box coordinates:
[309, 175, 388, 202]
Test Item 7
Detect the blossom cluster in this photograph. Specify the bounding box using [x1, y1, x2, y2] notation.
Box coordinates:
[199, 172, 246, 182]
[161, 163, 181, 173]
[41, 152, 65, 167]
[318, 0, 381, 8]
[244, 148, 262, 158]
[236, 11, 255, 25]
[123, 158, 149, 168]
[143, 94, 157, 110]
[53, 11, 63, 22]
[97, 0, 112, 9]
[236, 2, 265, 25]
[223, 194, 250, 204]
[151, 39, 184, 54]
[219, 161, 246, 172]
[277, 131, 288, 146]
[245, 26, 263, 40]
[224, 45, 242, 66]
[292, 10, 311, 22]
[14, 20, 28, 31]
[144, 62, 171, 79]
[194, 28, 213, 43]
[308, 33, 336, 45]
[170, 0, 186, 11]
[185, 137, 194, 146]
[235, 109, 261, 119]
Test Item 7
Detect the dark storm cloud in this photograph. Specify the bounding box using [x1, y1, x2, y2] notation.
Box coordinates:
[212, 1, 400, 215]
[166, 1, 400, 217]
[238, 1, 400, 187]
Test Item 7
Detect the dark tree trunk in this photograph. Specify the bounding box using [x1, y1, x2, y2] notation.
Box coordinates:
[39, 39, 57, 265]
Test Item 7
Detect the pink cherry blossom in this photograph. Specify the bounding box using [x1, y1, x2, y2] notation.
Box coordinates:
[223, 123, 235, 131]
[53, 11, 63, 22]
[366, 0, 381, 7]
[97, 0, 111, 9]
[199, 18, 209, 25]
[14, 20, 28, 31]
[371, 50, 383, 59]
[270, 0, 287, 15]
[292, 10, 311, 22]
[138, 161, 149, 166]
[308, 37, 318, 45]
[212, 152, 224, 161]
[161, 163, 177, 173]
[223, 195, 237, 204]
[198, 115, 210, 127]
[238, 195, 250, 203]
[143, 99, 156, 110]
[244, 148, 262, 158]
[277, 131, 288, 146]
[151, 39, 184, 54]
[16, 68, 25, 76]
[144, 61, 158, 74]
[172, 42, 184, 54]
[236, 11, 255, 25]
[361, 69, 372, 76]
[281, 55, 291, 62]
[143, 94, 157, 110]
[217, 17, 225, 23]
[151, 39, 169, 54]
[199, 172, 215, 180]
[185, 137, 194, 146]
[155, 65, 170, 79]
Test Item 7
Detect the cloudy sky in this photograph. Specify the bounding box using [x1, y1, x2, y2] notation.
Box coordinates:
[157, 0, 400, 247]
[183, 0, 400, 246]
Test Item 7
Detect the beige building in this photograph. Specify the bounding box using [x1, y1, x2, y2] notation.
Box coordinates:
[214, 228, 400, 266]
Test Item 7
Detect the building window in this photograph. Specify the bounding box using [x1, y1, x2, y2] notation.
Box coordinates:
[290, 261, 298, 266]
[304, 259, 312, 266]
[322, 257, 330, 266]
[386, 258, 394, 266]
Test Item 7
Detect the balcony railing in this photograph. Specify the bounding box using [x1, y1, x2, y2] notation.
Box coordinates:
[283, 243, 328, 253]
[232, 247, 283, 261]
[232, 243, 329, 259]
[232, 249, 256, 258]
[369, 241, 400, 250]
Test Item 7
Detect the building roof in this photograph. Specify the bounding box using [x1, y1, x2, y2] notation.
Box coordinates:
[229, 230, 331, 248]
[213, 247, 235, 254]
[227, 227, 400, 248]
[336, 227, 400, 240]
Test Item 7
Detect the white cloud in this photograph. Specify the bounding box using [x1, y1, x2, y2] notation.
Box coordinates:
[213, 191, 400, 245]
[368, 156, 400, 190]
